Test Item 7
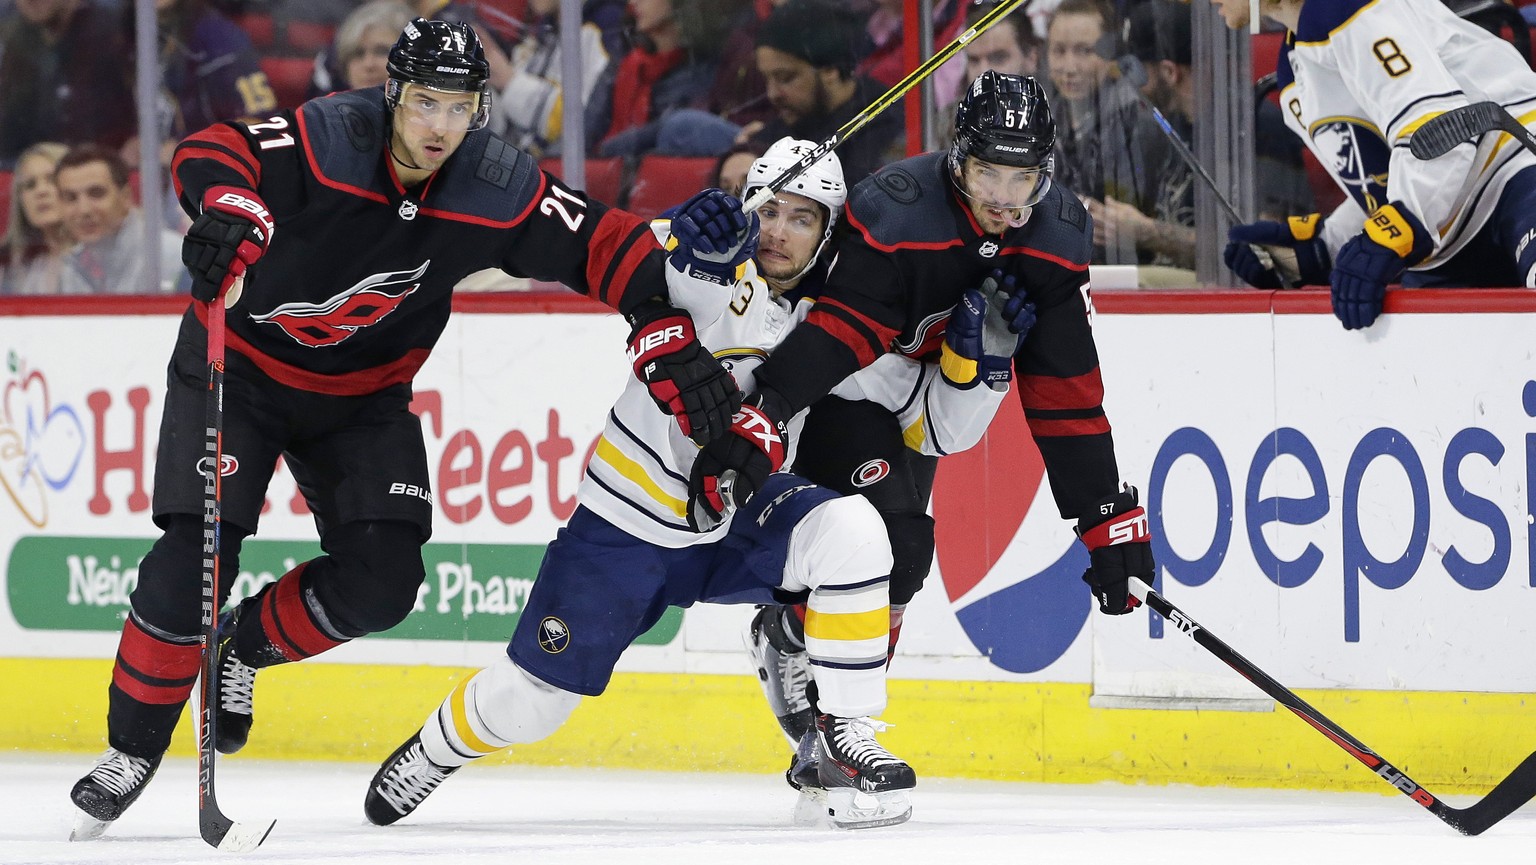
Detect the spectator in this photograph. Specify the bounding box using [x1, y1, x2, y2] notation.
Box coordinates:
[154, 0, 279, 137]
[0, 142, 71, 295]
[0, 0, 138, 166]
[54, 145, 186, 295]
[860, 0, 965, 99]
[333, 0, 414, 91]
[1095, 1, 1312, 269]
[595, 0, 736, 157]
[706, 0, 775, 128]
[493, 0, 620, 158]
[1044, 0, 1167, 264]
[713, 142, 764, 197]
[311, 0, 515, 99]
[939, 0, 1040, 144]
[746, 0, 902, 183]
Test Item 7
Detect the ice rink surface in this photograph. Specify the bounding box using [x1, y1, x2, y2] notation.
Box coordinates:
[6, 753, 1534, 865]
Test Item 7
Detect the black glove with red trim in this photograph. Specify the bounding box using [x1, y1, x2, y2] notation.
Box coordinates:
[627, 299, 742, 446]
[1076, 486, 1154, 615]
[686, 397, 788, 532]
[183, 186, 275, 304]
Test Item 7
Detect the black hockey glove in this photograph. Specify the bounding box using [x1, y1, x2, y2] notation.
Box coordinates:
[1076, 486, 1154, 615]
[626, 298, 742, 446]
[183, 186, 275, 304]
[940, 270, 1035, 390]
[664, 188, 760, 285]
[686, 396, 788, 532]
[1224, 215, 1330, 289]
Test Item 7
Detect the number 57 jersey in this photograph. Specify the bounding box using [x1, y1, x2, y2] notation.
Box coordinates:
[171, 87, 666, 396]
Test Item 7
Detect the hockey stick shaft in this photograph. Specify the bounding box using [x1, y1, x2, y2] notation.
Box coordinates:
[198, 280, 275, 852]
[1134, 94, 1295, 289]
[741, 0, 1030, 213]
[1127, 578, 1536, 835]
[1409, 101, 1536, 160]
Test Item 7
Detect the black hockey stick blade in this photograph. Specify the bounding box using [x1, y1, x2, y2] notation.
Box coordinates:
[1410, 101, 1536, 160]
[1127, 578, 1536, 835]
[199, 288, 276, 853]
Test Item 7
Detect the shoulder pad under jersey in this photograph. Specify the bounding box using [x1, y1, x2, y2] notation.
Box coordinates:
[1014, 183, 1092, 269]
[844, 152, 963, 250]
[1295, 0, 1377, 42]
[299, 89, 543, 226]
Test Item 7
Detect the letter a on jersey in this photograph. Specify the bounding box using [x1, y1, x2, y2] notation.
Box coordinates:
[252, 261, 430, 347]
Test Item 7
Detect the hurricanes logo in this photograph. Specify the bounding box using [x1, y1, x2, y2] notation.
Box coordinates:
[537, 617, 570, 654]
[251, 261, 429, 347]
[195, 454, 240, 477]
[851, 458, 890, 488]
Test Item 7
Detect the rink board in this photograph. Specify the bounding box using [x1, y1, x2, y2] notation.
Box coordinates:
[1, 289, 1534, 793]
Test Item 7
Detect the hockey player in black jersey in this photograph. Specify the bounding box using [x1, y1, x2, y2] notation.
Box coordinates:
[68, 18, 738, 841]
[695, 71, 1156, 679]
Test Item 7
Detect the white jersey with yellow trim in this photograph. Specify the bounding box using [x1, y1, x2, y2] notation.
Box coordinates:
[1276, 0, 1536, 265]
[577, 221, 1007, 548]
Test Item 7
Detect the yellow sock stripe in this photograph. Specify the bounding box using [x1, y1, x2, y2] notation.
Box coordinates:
[805, 605, 890, 642]
[939, 343, 977, 385]
[448, 675, 501, 755]
[594, 436, 687, 517]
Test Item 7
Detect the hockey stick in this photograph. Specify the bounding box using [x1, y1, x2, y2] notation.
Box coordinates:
[1118, 59, 1294, 289]
[1126, 577, 1536, 835]
[1409, 101, 1536, 160]
[741, 0, 1030, 212]
[198, 277, 275, 852]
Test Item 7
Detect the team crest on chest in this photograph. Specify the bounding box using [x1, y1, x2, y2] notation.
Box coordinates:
[251, 260, 429, 346]
[398, 200, 419, 221]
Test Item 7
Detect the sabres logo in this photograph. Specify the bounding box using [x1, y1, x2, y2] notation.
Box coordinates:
[537, 617, 570, 654]
[251, 261, 429, 347]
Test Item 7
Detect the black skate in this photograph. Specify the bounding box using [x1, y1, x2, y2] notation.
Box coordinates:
[744, 605, 814, 748]
[214, 604, 257, 754]
[365, 730, 459, 826]
[69, 748, 162, 841]
[793, 714, 915, 830]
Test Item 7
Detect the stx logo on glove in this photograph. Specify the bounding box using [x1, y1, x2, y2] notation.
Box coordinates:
[626, 324, 687, 363]
[1106, 511, 1149, 545]
[213, 191, 275, 238]
[733, 407, 782, 451]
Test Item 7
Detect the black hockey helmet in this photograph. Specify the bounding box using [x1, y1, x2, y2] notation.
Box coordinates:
[385, 17, 492, 130]
[949, 71, 1056, 172]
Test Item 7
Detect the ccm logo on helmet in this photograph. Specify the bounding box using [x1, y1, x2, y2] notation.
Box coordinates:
[214, 192, 275, 234]
[851, 459, 890, 488]
[626, 325, 686, 361]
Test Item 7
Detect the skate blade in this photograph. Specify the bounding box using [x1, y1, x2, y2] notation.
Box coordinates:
[69, 812, 111, 842]
[794, 787, 912, 830]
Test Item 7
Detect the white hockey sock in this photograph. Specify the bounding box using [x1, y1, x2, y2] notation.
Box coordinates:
[420, 655, 582, 768]
[783, 495, 893, 718]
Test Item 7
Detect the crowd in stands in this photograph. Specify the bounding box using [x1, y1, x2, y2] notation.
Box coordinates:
[4, 0, 1535, 293]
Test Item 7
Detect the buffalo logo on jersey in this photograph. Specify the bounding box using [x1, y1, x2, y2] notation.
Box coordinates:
[1311, 120, 1390, 213]
[537, 617, 570, 654]
[252, 261, 429, 347]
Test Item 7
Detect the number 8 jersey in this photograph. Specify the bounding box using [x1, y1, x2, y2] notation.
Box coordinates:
[1274, 0, 1536, 268]
[171, 87, 666, 396]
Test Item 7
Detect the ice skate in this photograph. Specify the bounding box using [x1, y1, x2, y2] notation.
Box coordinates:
[744, 605, 814, 747]
[214, 603, 257, 754]
[793, 714, 914, 830]
[68, 748, 162, 841]
[365, 730, 459, 825]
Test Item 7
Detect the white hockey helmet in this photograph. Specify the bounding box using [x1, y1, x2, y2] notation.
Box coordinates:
[744, 138, 847, 279]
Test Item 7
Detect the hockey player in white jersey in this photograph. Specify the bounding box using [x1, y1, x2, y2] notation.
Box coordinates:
[1212, 0, 1536, 328]
[362, 142, 1032, 830]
